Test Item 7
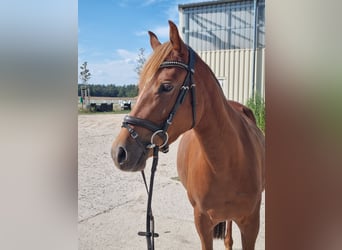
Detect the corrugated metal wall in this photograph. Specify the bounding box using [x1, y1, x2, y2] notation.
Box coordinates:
[180, 0, 265, 51]
[179, 0, 265, 104]
[198, 48, 264, 104]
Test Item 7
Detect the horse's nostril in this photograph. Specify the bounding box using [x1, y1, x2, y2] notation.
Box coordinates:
[117, 146, 127, 164]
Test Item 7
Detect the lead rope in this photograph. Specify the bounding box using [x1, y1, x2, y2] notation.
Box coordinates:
[138, 146, 160, 250]
[127, 46, 196, 250]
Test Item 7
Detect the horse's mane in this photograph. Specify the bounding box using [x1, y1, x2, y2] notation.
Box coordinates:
[139, 42, 173, 90]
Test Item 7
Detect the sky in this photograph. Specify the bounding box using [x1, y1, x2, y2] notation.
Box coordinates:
[78, 0, 197, 85]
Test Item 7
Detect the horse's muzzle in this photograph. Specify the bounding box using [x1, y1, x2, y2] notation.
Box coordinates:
[111, 139, 148, 172]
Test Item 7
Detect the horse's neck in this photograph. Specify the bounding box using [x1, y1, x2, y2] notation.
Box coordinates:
[195, 102, 242, 161]
[193, 64, 243, 166]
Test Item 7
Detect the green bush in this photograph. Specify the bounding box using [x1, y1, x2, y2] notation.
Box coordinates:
[246, 94, 265, 133]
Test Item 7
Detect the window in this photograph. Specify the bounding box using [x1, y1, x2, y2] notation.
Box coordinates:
[181, 0, 265, 51]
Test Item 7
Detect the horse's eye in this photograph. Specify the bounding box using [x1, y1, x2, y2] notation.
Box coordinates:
[160, 83, 174, 92]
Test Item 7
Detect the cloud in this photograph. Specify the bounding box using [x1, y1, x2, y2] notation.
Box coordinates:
[116, 49, 137, 63]
[78, 46, 141, 85]
[135, 30, 148, 37]
[87, 59, 138, 85]
[141, 0, 158, 6]
[152, 26, 169, 39]
[136, 25, 169, 40]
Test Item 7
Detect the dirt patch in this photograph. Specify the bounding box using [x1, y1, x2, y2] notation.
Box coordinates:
[78, 114, 265, 250]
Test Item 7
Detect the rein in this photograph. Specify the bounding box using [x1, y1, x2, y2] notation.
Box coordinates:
[137, 146, 160, 250]
[121, 46, 196, 250]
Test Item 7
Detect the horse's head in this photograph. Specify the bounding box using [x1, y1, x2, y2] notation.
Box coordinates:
[111, 21, 197, 171]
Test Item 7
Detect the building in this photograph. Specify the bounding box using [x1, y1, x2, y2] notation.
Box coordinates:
[179, 0, 265, 104]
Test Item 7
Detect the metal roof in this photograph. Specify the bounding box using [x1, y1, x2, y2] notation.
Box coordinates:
[178, 0, 250, 10]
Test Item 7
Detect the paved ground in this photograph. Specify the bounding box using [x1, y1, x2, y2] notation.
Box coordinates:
[78, 114, 265, 250]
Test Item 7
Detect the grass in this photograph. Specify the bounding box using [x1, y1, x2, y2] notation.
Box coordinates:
[246, 94, 265, 133]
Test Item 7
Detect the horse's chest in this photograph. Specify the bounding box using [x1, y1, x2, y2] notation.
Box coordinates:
[189, 182, 257, 220]
[187, 166, 258, 219]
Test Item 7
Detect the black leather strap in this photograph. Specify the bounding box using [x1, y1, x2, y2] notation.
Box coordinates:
[121, 46, 196, 153]
[123, 46, 197, 250]
[123, 115, 161, 133]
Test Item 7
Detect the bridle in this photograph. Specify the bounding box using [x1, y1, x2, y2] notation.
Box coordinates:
[122, 46, 196, 153]
[120, 46, 196, 250]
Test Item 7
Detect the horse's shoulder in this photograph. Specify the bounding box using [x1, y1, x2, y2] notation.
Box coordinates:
[179, 130, 197, 147]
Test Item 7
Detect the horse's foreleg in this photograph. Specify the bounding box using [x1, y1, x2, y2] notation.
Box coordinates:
[194, 207, 214, 250]
[236, 198, 261, 250]
[224, 220, 233, 250]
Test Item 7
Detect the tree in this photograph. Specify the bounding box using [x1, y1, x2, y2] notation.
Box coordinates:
[79, 62, 92, 110]
[78, 84, 138, 97]
[79, 61, 91, 84]
[135, 48, 146, 77]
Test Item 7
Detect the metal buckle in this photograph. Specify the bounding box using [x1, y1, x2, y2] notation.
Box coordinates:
[130, 130, 138, 139]
[148, 130, 169, 149]
[126, 126, 139, 139]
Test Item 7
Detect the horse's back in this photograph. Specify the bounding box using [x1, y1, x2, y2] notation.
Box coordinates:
[227, 100, 257, 125]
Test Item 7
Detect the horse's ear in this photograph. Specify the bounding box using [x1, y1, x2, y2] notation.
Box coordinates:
[168, 20, 185, 53]
[148, 31, 161, 50]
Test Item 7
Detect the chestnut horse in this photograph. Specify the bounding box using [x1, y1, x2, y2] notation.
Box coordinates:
[112, 21, 265, 250]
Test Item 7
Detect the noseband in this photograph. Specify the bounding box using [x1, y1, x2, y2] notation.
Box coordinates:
[120, 46, 196, 250]
[121, 46, 196, 153]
